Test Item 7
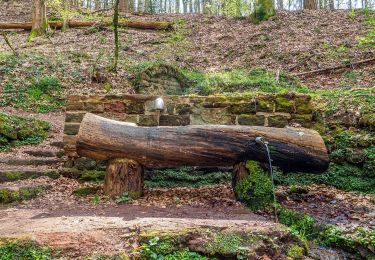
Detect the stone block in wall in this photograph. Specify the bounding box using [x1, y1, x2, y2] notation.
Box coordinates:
[275, 95, 296, 113]
[268, 115, 289, 128]
[64, 123, 81, 135]
[202, 102, 231, 109]
[100, 113, 139, 124]
[295, 95, 312, 114]
[127, 102, 145, 114]
[359, 113, 375, 129]
[175, 104, 192, 115]
[104, 101, 126, 113]
[66, 101, 85, 111]
[257, 96, 275, 112]
[74, 157, 97, 170]
[159, 115, 190, 126]
[84, 102, 104, 113]
[63, 135, 77, 146]
[289, 114, 313, 128]
[65, 111, 86, 123]
[228, 102, 257, 114]
[238, 115, 265, 126]
[138, 115, 159, 126]
[191, 108, 235, 125]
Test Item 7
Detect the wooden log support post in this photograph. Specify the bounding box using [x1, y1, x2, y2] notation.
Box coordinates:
[104, 158, 144, 198]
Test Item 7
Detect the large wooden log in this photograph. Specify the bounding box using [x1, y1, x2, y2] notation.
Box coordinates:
[76, 113, 329, 172]
[0, 20, 172, 31]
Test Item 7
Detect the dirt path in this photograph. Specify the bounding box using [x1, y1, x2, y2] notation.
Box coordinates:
[0, 177, 279, 257]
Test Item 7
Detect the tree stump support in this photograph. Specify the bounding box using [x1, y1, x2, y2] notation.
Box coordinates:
[104, 158, 144, 198]
[232, 162, 249, 199]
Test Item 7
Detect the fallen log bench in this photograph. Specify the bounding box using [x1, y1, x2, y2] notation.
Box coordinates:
[76, 113, 329, 198]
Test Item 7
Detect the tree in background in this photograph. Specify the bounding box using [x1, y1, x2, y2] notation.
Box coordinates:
[304, 0, 316, 9]
[29, 0, 48, 41]
[251, 0, 275, 23]
[112, 0, 120, 71]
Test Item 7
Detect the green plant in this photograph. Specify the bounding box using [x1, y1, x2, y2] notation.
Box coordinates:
[73, 187, 98, 197]
[0, 240, 52, 259]
[0, 112, 50, 152]
[235, 161, 273, 211]
[251, 0, 275, 23]
[287, 244, 304, 259]
[116, 192, 130, 203]
[91, 195, 102, 205]
[278, 208, 315, 240]
[0, 186, 49, 204]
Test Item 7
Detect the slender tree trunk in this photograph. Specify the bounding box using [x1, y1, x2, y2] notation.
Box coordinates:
[95, 0, 100, 9]
[278, 0, 283, 9]
[119, 0, 129, 12]
[329, 0, 334, 9]
[175, 0, 180, 13]
[112, 0, 120, 71]
[304, 0, 316, 9]
[62, 0, 70, 32]
[29, 0, 48, 41]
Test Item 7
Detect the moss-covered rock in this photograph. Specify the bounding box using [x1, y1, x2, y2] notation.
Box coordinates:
[73, 187, 99, 197]
[0, 186, 50, 204]
[0, 113, 50, 152]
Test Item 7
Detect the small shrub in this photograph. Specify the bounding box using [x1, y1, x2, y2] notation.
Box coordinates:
[287, 244, 304, 259]
[251, 0, 275, 23]
[278, 208, 315, 240]
[0, 240, 52, 259]
[235, 161, 273, 211]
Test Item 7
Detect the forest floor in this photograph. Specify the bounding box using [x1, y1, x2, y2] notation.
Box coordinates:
[0, 10, 374, 95]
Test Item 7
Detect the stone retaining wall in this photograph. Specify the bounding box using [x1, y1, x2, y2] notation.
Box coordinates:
[64, 93, 313, 167]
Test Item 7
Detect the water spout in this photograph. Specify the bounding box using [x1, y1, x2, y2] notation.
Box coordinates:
[255, 136, 278, 223]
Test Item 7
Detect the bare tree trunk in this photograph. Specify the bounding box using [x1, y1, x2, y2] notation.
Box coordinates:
[278, 0, 283, 9]
[304, 0, 316, 9]
[112, 0, 120, 71]
[119, 0, 129, 12]
[175, 0, 180, 12]
[329, 0, 334, 9]
[29, 0, 48, 41]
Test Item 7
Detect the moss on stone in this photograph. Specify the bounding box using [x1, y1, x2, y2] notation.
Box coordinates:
[275, 96, 295, 113]
[234, 161, 273, 211]
[4, 172, 24, 181]
[268, 115, 289, 128]
[0, 186, 50, 204]
[79, 170, 106, 182]
[0, 112, 50, 151]
[73, 187, 99, 197]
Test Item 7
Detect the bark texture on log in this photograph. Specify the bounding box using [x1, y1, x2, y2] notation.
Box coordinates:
[0, 20, 172, 30]
[104, 158, 144, 198]
[76, 113, 329, 172]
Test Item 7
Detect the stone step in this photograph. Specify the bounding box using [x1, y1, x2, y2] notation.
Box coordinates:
[0, 168, 61, 182]
[0, 157, 61, 166]
[24, 150, 64, 158]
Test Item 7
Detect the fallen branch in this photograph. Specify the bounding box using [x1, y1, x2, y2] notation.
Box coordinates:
[1, 33, 18, 56]
[293, 57, 375, 77]
[0, 20, 173, 31]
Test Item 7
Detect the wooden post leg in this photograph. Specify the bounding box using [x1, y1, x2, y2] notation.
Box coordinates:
[232, 162, 249, 200]
[104, 158, 144, 198]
